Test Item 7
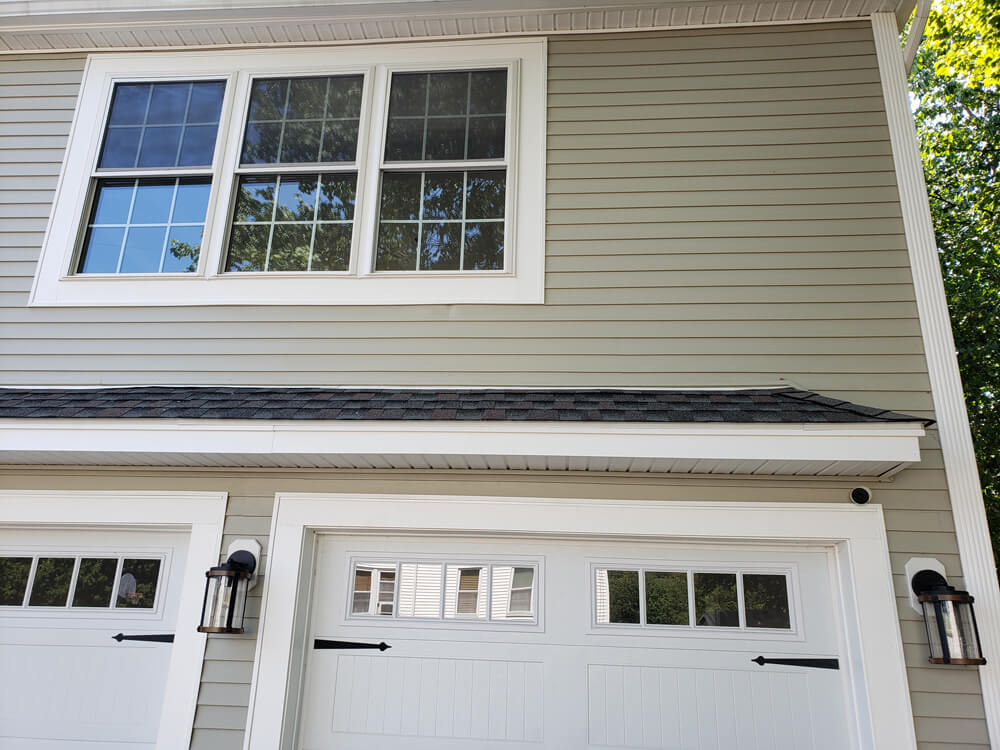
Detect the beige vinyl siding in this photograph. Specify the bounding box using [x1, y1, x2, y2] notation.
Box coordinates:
[0, 21, 930, 411]
[0, 19, 989, 750]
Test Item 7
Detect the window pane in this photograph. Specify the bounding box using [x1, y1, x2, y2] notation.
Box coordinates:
[99, 80, 224, 169]
[233, 176, 277, 223]
[72, 558, 118, 608]
[131, 180, 174, 224]
[694, 573, 739, 627]
[375, 223, 418, 271]
[352, 568, 372, 613]
[240, 75, 363, 165]
[463, 222, 504, 270]
[226, 224, 270, 272]
[645, 571, 689, 626]
[78, 177, 209, 274]
[119, 226, 167, 273]
[375, 170, 505, 272]
[422, 172, 464, 220]
[397, 563, 443, 618]
[312, 224, 352, 271]
[470, 70, 507, 114]
[0, 557, 32, 606]
[116, 558, 160, 609]
[79, 226, 125, 273]
[466, 171, 505, 219]
[275, 176, 318, 222]
[269, 224, 312, 271]
[226, 173, 354, 273]
[28, 557, 75, 607]
[743, 574, 791, 629]
[595, 569, 640, 624]
[446, 566, 484, 619]
[385, 69, 506, 162]
[379, 172, 421, 221]
[163, 225, 204, 273]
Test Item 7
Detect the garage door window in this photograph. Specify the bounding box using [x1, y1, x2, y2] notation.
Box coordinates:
[348, 559, 538, 622]
[0, 554, 162, 610]
[595, 567, 791, 631]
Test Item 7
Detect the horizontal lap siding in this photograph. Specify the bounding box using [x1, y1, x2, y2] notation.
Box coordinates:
[0, 20, 988, 749]
[0, 23, 930, 412]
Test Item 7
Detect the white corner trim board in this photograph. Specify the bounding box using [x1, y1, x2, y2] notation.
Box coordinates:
[872, 11, 1000, 745]
[0, 489, 228, 750]
[243, 494, 917, 750]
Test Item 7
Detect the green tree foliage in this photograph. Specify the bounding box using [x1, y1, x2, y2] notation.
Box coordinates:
[911, 0, 1000, 558]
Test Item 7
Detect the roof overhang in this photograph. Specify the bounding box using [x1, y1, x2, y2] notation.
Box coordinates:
[0, 0, 909, 54]
[0, 418, 925, 476]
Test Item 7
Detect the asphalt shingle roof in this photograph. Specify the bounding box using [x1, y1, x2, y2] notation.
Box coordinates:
[0, 387, 933, 425]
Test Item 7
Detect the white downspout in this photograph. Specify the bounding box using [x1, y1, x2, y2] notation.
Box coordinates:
[903, 0, 934, 72]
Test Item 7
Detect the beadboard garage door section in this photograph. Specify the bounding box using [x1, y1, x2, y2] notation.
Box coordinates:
[299, 534, 850, 750]
[0, 527, 188, 749]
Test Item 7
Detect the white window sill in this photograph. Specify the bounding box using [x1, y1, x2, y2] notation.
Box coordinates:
[31, 269, 544, 306]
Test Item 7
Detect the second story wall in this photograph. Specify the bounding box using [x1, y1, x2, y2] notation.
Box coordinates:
[0, 21, 930, 415]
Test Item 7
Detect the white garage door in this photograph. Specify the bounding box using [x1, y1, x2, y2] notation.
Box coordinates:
[299, 534, 852, 750]
[0, 527, 188, 749]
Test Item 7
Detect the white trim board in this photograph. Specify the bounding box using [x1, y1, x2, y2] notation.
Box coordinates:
[244, 494, 917, 750]
[0, 489, 229, 750]
[872, 12, 1000, 745]
[0, 2, 900, 54]
[0, 418, 927, 476]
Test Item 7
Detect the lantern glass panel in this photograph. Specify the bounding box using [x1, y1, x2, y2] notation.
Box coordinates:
[922, 599, 946, 661]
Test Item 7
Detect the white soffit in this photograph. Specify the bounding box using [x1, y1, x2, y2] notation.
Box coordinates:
[0, 419, 924, 476]
[0, 0, 902, 53]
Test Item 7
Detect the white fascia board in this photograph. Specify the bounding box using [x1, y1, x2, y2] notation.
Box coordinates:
[0, 418, 925, 464]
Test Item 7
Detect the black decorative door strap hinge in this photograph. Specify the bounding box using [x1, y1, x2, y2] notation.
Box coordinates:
[314, 639, 391, 651]
[752, 655, 839, 670]
[112, 633, 175, 643]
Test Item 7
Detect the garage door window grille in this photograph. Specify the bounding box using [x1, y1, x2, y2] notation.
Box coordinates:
[594, 566, 792, 631]
[348, 559, 537, 623]
[0, 554, 163, 611]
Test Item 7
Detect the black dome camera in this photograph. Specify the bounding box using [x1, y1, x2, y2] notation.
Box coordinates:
[850, 487, 872, 505]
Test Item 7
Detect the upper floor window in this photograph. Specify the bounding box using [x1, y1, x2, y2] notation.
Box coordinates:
[31, 40, 545, 306]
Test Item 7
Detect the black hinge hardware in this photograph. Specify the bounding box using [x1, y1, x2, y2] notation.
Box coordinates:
[752, 655, 839, 670]
[112, 633, 175, 643]
[314, 639, 391, 651]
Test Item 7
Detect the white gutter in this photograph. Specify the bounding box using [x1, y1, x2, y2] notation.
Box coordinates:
[903, 0, 933, 72]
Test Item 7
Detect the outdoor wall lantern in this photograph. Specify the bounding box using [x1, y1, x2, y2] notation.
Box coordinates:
[198, 539, 260, 635]
[912, 568, 986, 666]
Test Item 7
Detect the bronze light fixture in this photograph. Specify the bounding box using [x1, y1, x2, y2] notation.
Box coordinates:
[912, 569, 986, 666]
[198, 548, 257, 635]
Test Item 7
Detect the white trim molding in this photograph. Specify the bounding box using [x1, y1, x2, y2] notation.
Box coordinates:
[244, 494, 917, 750]
[872, 11, 1000, 745]
[0, 489, 229, 750]
[0, 418, 926, 476]
[0, 0, 907, 54]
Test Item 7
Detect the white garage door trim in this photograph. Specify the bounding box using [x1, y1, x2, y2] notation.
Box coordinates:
[246, 494, 917, 750]
[0, 489, 228, 750]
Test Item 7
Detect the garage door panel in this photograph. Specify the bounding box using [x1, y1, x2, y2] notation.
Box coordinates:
[0, 528, 186, 749]
[301, 534, 852, 750]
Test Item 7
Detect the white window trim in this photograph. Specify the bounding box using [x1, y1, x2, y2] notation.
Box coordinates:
[0, 490, 227, 750]
[245, 494, 917, 750]
[30, 38, 546, 307]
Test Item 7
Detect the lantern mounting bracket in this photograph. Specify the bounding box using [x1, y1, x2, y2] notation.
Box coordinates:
[227, 538, 261, 591]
